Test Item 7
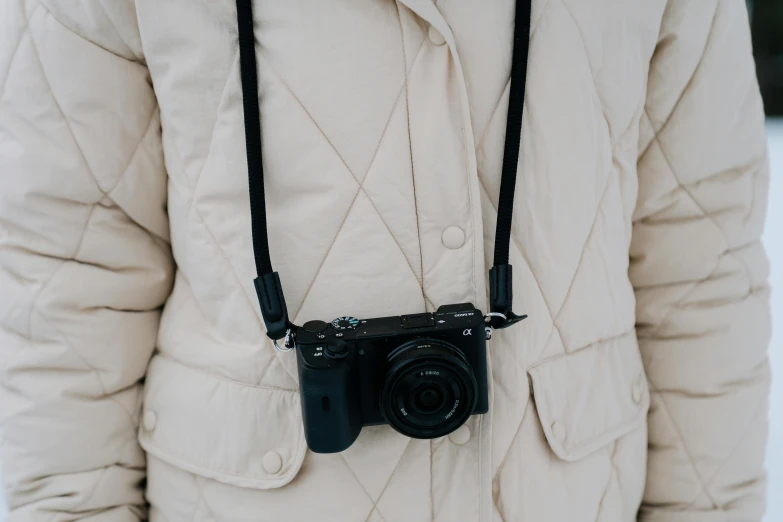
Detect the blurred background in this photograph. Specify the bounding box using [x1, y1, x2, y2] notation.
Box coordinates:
[0, 3, 780, 520]
[750, 1, 783, 521]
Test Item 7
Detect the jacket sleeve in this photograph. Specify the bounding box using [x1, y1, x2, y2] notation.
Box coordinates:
[0, 2, 173, 520]
[632, 1, 771, 521]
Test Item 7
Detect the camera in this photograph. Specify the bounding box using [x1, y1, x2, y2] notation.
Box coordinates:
[294, 303, 489, 453]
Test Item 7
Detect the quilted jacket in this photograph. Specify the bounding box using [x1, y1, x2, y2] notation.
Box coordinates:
[0, 0, 772, 521]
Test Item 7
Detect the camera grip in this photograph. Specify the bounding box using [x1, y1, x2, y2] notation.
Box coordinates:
[297, 350, 362, 453]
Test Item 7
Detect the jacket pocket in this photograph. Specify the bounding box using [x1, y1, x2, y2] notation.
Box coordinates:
[527, 332, 649, 461]
[138, 355, 307, 489]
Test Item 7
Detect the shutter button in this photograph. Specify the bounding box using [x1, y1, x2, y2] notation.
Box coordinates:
[428, 25, 447, 46]
[143, 410, 157, 432]
[303, 320, 328, 332]
[262, 451, 283, 474]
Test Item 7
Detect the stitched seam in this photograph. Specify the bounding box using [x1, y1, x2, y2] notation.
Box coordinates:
[142, 439, 302, 484]
[29, 306, 139, 423]
[27, 13, 104, 198]
[191, 48, 240, 189]
[38, 0, 142, 64]
[189, 474, 205, 521]
[394, 1, 426, 306]
[477, 177, 554, 323]
[76, 466, 108, 512]
[649, 122, 759, 301]
[363, 507, 387, 522]
[594, 441, 619, 522]
[551, 169, 616, 325]
[35, 4, 158, 202]
[20, 20, 153, 428]
[492, 398, 532, 483]
[107, 107, 159, 197]
[154, 346, 296, 394]
[683, 379, 769, 509]
[338, 453, 378, 513]
[195, 476, 220, 522]
[257, 43, 435, 320]
[647, 382, 722, 510]
[0, 2, 42, 102]
[374, 439, 414, 516]
[559, 0, 611, 137]
[491, 324, 556, 489]
[96, 0, 140, 62]
[25, 203, 97, 336]
[452, 51, 480, 310]
[637, 1, 721, 162]
[476, 80, 510, 152]
[526, 329, 634, 373]
[168, 142, 288, 384]
[339, 440, 413, 520]
[475, 0, 555, 154]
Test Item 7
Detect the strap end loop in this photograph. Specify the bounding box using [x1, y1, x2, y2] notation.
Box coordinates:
[253, 272, 292, 341]
[488, 264, 528, 329]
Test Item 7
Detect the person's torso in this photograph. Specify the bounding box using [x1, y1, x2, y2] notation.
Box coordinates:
[128, 1, 665, 520]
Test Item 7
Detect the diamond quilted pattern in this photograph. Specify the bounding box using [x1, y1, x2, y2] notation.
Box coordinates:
[1, 0, 770, 520]
[256, 1, 409, 179]
[633, 1, 770, 515]
[341, 426, 413, 503]
[31, 8, 156, 194]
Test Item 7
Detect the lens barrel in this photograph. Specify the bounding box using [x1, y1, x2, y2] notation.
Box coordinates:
[380, 338, 477, 439]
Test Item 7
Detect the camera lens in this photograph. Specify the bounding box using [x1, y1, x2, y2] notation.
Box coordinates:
[412, 384, 446, 414]
[380, 338, 477, 439]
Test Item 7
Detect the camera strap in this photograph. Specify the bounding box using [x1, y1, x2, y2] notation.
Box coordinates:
[237, 0, 531, 341]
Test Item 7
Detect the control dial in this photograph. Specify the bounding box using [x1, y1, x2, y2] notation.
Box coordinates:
[332, 316, 360, 330]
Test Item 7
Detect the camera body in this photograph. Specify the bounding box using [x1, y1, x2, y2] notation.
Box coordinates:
[295, 303, 489, 453]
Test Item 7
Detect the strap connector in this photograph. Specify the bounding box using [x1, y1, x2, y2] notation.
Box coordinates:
[488, 264, 528, 329]
[253, 272, 292, 341]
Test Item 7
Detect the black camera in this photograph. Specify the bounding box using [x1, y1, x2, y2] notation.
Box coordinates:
[293, 303, 489, 453]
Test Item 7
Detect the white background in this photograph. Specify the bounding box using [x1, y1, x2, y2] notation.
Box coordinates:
[0, 124, 781, 519]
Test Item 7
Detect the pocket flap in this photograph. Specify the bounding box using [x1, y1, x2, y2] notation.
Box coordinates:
[528, 333, 649, 461]
[139, 355, 306, 489]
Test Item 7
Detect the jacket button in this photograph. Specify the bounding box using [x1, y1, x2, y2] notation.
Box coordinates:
[632, 373, 646, 404]
[142, 410, 157, 432]
[449, 425, 471, 445]
[263, 451, 283, 474]
[551, 421, 566, 442]
[428, 25, 447, 46]
[442, 226, 465, 249]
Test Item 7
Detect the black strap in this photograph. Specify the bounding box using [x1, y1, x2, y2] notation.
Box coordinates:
[236, 0, 290, 340]
[236, 0, 530, 339]
[488, 0, 532, 329]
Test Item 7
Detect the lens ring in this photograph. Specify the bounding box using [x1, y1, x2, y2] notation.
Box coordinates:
[381, 338, 477, 439]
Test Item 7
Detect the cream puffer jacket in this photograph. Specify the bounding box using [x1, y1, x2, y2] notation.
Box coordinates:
[0, 0, 772, 521]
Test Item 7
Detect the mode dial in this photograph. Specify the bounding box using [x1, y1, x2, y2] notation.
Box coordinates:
[332, 316, 360, 330]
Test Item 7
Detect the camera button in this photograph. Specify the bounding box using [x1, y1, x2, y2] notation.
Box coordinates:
[325, 340, 349, 360]
[335, 332, 344, 338]
[448, 425, 471, 445]
[303, 320, 328, 333]
[316, 333, 326, 340]
[401, 313, 434, 329]
[262, 451, 283, 474]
